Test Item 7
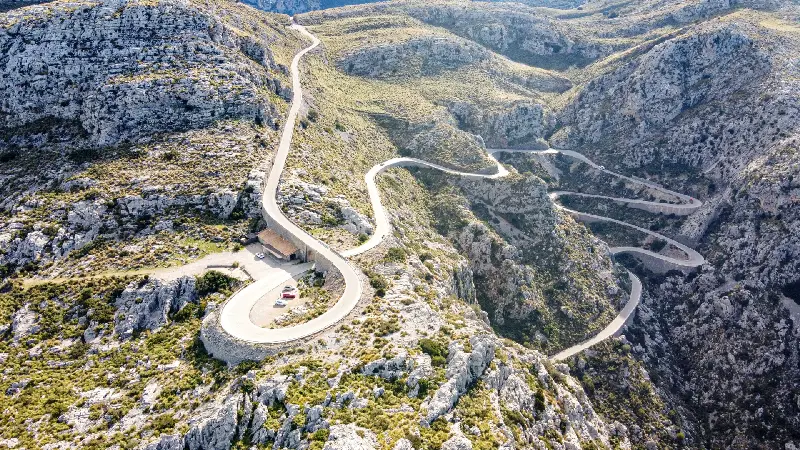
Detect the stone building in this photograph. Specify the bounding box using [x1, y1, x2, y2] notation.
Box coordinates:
[257, 229, 299, 261]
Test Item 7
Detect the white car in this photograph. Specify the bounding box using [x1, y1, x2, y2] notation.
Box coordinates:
[256, 253, 266, 260]
[598, 165, 606, 171]
[274, 299, 288, 307]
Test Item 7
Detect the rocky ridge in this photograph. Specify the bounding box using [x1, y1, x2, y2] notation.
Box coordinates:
[0, 0, 294, 147]
[551, 5, 800, 447]
[2, 0, 799, 449]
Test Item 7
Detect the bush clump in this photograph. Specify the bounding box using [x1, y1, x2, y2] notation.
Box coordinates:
[384, 247, 407, 263]
[151, 413, 176, 433]
[364, 270, 389, 297]
[419, 338, 448, 367]
[196, 270, 237, 297]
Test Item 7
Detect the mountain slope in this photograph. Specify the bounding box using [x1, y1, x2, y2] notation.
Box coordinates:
[1, 0, 798, 449]
[552, 5, 800, 448]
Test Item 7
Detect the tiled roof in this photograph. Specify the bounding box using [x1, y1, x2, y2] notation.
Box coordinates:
[257, 229, 297, 257]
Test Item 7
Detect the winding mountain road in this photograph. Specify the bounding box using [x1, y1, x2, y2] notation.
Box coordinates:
[217, 23, 705, 360]
[219, 24, 365, 344]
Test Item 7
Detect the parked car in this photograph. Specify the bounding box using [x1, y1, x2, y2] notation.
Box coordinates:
[282, 286, 298, 299]
[256, 253, 266, 260]
[598, 165, 606, 171]
[274, 299, 288, 307]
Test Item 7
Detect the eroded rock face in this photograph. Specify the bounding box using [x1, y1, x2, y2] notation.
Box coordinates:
[143, 434, 183, 450]
[323, 424, 378, 450]
[279, 173, 375, 237]
[0, 181, 260, 273]
[2, 230, 51, 266]
[553, 9, 800, 446]
[145, 393, 241, 450]
[400, 2, 609, 70]
[448, 100, 553, 149]
[0, 0, 286, 147]
[184, 394, 241, 450]
[630, 146, 800, 446]
[559, 22, 774, 169]
[340, 35, 489, 78]
[423, 335, 495, 425]
[10, 305, 40, 341]
[438, 174, 623, 351]
[114, 276, 198, 339]
[401, 121, 495, 173]
[361, 350, 410, 381]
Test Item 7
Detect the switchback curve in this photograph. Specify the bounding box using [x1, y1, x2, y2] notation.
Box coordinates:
[217, 23, 704, 361]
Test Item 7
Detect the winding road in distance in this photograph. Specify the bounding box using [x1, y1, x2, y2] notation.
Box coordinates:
[217, 23, 705, 360]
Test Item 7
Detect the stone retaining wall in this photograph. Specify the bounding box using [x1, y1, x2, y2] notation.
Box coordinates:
[260, 205, 339, 274]
[623, 250, 696, 275]
[200, 310, 275, 366]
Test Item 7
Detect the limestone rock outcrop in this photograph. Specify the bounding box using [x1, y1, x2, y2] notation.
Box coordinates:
[114, 276, 198, 339]
[323, 424, 378, 450]
[241, 0, 320, 15]
[0, 0, 289, 147]
[423, 335, 495, 425]
[340, 35, 489, 78]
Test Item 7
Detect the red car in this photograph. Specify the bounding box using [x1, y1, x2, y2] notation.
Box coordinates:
[281, 286, 298, 299]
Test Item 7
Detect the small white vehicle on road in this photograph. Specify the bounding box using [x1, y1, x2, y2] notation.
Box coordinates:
[256, 253, 266, 260]
[274, 299, 288, 307]
[598, 165, 606, 171]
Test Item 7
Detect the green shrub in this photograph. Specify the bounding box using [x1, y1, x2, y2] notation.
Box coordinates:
[534, 389, 546, 413]
[321, 212, 341, 227]
[374, 319, 400, 337]
[151, 413, 176, 432]
[431, 355, 446, 367]
[196, 270, 236, 297]
[172, 303, 200, 322]
[68, 147, 102, 163]
[502, 407, 527, 426]
[365, 270, 389, 297]
[419, 338, 448, 366]
[0, 149, 19, 163]
[80, 288, 93, 302]
[385, 247, 407, 263]
[648, 239, 667, 252]
[310, 429, 329, 442]
[161, 150, 179, 162]
[42, 224, 60, 237]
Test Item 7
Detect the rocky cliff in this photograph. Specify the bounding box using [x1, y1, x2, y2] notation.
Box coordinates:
[0, 0, 293, 147]
[240, 0, 320, 14]
[339, 34, 490, 78]
[2, 0, 799, 449]
[557, 20, 776, 170]
[412, 170, 627, 354]
[0, 0, 301, 279]
[553, 5, 800, 447]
